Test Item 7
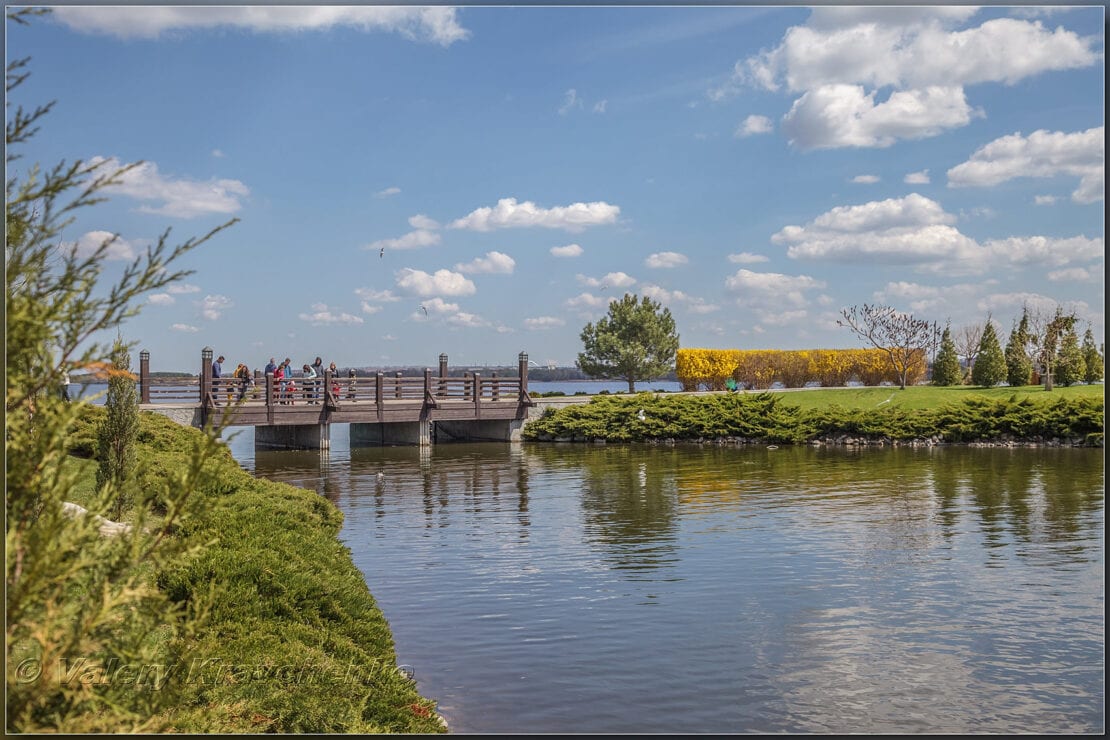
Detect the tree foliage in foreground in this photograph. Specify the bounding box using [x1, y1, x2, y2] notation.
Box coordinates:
[577, 293, 679, 392]
[838, 304, 938, 390]
[6, 11, 235, 730]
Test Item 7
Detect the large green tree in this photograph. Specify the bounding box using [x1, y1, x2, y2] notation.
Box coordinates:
[1054, 326, 1086, 386]
[577, 293, 679, 392]
[1005, 316, 1034, 387]
[931, 324, 962, 386]
[970, 319, 1006, 387]
[1081, 327, 1103, 384]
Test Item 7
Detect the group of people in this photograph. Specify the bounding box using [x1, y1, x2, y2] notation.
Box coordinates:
[212, 354, 357, 405]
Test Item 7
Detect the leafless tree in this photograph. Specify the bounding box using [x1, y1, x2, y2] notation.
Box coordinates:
[955, 322, 983, 383]
[838, 304, 939, 390]
[1023, 305, 1078, 391]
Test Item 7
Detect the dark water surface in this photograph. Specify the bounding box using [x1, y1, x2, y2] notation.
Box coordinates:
[227, 427, 1104, 734]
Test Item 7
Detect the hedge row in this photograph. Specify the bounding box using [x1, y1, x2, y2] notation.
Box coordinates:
[676, 348, 926, 391]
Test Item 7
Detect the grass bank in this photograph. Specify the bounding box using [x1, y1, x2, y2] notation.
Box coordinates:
[67, 408, 445, 733]
[523, 385, 1104, 446]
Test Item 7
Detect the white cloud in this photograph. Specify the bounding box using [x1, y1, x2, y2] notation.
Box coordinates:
[455, 251, 516, 274]
[735, 114, 773, 137]
[873, 279, 988, 314]
[565, 292, 607, 310]
[782, 84, 979, 150]
[759, 309, 808, 326]
[197, 294, 232, 321]
[170, 323, 199, 333]
[593, 100, 608, 114]
[981, 235, 1103, 267]
[360, 302, 382, 315]
[417, 297, 459, 315]
[148, 293, 174, 306]
[68, 230, 137, 261]
[1047, 267, 1099, 282]
[365, 229, 441, 252]
[211, 149, 225, 158]
[396, 268, 476, 297]
[355, 287, 401, 303]
[576, 271, 636, 289]
[167, 282, 201, 294]
[725, 269, 825, 308]
[446, 312, 489, 328]
[725, 12, 1098, 150]
[375, 186, 401, 198]
[524, 316, 566, 330]
[727, 252, 769, 264]
[299, 303, 364, 326]
[558, 88, 582, 116]
[449, 197, 620, 232]
[904, 169, 931, 184]
[54, 6, 470, 45]
[639, 284, 719, 313]
[1034, 194, 1059, 206]
[408, 213, 440, 230]
[947, 127, 1104, 203]
[644, 251, 688, 269]
[851, 174, 880, 184]
[550, 243, 584, 258]
[976, 292, 1095, 324]
[89, 156, 249, 218]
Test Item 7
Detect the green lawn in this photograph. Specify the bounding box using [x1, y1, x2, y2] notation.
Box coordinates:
[755, 383, 1104, 412]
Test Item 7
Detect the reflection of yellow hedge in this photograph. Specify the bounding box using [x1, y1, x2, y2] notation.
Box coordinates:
[676, 348, 926, 390]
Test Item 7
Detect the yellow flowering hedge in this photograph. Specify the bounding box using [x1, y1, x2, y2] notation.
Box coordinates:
[676, 348, 926, 390]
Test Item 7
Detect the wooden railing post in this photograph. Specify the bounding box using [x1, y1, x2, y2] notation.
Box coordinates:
[491, 371, 499, 401]
[376, 373, 384, 421]
[139, 349, 150, 403]
[464, 372, 471, 400]
[201, 347, 213, 405]
[423, 368, 434, 405]
[518, 351, 529, 402]
[265, 373, 274, 423]
[438, 353, 448, 398]
[395, 371, 403, 399]
[324, 369, 334, 407]
[473, 372, 481, 418]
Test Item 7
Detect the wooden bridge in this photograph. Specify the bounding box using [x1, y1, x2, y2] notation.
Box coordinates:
[138, 349, 535, 449]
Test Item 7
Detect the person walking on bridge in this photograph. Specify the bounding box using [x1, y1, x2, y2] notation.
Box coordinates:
[212, 355, 224, 405]
[312, 356, 324, 402]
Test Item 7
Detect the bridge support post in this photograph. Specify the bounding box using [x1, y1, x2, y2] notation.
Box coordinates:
[434, 419, 523, 443]
[350, 422, 430, 447]
[255, 424, 329, 450]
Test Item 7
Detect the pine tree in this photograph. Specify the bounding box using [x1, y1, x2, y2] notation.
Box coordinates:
[1055, 326, 1087, 386]
[96, 339, 138, 519]
[1081, 327, 1103, 383]
[1005, 321, 1033, 387]
[578, 293, 679, 392]
[931, 324, 962, 386]
[971, 319, 1006, 387]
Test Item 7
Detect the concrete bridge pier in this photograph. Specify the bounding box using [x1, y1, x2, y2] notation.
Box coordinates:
[350, 421, 432, 447]
[255, 424, 330, 451]
[433, 419, 524, 443]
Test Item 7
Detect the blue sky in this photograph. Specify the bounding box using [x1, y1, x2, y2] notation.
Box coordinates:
[8, 5, 1104, 372]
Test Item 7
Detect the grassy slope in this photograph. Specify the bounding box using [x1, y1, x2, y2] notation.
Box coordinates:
[767, 383, 1104, 411]
[67, 408, 445, 733]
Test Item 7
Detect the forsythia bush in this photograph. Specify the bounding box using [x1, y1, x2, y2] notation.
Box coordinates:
[676, 348, 926, 390]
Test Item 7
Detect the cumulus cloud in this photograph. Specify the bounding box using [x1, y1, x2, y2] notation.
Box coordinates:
[550, 243, 584, 258]
[68, 230, 137, 261]
[197, 294, 232, 320]
[721, 11, 1098, 149]
[593, 100, 608, 114]
[735, 114, 773, 137]
[375, 186, 401, 198]
[54, 6, 470, 45]
[524, 316, 566, 330]
[565, 292, 607, 310]
[416, 297, 459, 315]
[365, 229, 441, 251]
[727, 252, 769, 264]
[639, 284, 718, 313]
[396, 268, 476, 297]
[408, 213, 440, 230]
[167, 282, 201, 294]
[873, 279, 989, 314]
[976, 292, 1094, 323]
[576, 271, 636, 289]
[852, 174, 880, 184]
[89, 156, 248, 218]
[1034, 194, 1059, 206]
[354, 287, 401, 303]
[1047, 267, 1099, 282]
[449, 197, 620, 232]
[558, 88, 582, 116]
[360, 303, 382, 315]
[299, 303, 364, 326]
[773, 193, 1104, 276]
[904, 169, 931, 184]
[725, 269, 825, 308]
[148, 293, 174, 306]
[946, 127, 1104, 203]
[170, 323, 200, 333]
[644, 251, 688, 269]
[455, 251, 516, 274]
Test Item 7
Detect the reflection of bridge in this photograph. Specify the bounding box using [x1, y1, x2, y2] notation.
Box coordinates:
[138, 348, 535, 449]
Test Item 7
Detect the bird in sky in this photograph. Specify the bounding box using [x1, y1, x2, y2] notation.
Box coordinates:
[379, 247, 385, 258]
[420, 305, 428, 316]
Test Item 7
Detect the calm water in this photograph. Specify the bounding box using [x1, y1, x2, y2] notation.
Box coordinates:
[228, 429, 1103, 734]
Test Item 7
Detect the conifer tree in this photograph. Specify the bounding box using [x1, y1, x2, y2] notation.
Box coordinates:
[1005, 320, 1033, 387]
[1054, 326, 1087, 386]
[96, 339, 138, 519]
[931, 324, 962, 386]
[1081, 327, 1103, 384]
[971, 318, 1006, 387]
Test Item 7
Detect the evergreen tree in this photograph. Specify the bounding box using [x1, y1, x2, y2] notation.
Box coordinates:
[1005, 320, 1033, 387]
[96, 339, 139, 518]
[1054, 326, 1086, 386]
[931, 324, 962, 386]
[1081, 327, 1103, 383]
[578, 293, 679, 392]
[971, 319, 1006, 386]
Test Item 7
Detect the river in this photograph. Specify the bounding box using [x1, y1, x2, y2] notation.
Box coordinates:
[225, 427, 1105, 734]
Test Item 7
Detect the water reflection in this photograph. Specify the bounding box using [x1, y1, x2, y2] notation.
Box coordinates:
[233, 437, 1103, 734]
